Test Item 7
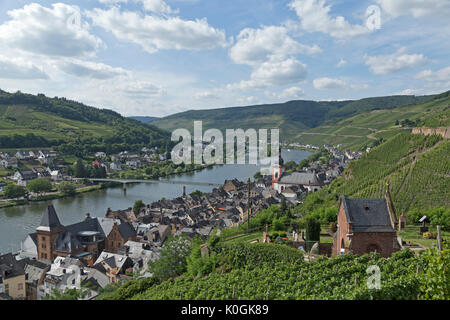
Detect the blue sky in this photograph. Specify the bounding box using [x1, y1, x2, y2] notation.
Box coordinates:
[0, 0, 449, 117]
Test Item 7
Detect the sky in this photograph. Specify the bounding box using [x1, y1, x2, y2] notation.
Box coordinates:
[0, 0, 449, 117]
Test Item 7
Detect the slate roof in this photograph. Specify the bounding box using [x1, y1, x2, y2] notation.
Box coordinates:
[38, 205, 63, 231]
[19, 170, 38, 181]
[278, 172, 323, 185]
[341, 196, 395, 233]
[117, 222, 137, 239]
[0, 253, 25, 281]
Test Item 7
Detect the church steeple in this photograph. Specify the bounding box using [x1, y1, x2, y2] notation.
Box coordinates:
[37, 205, 62, 232]
[36, 205, 64, 262]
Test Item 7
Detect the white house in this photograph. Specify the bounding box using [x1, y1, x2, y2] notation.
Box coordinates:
[272, 165, 324, 193]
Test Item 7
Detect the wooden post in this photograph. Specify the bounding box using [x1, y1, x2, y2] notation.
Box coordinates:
[232, 285, 236, 299]
[437, 225, 442, 252]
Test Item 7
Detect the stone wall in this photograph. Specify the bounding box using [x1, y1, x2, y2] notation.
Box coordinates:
[412, 127, 450, 139]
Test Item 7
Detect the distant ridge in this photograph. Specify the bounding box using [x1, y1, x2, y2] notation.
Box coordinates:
[129, 116, 159, 123]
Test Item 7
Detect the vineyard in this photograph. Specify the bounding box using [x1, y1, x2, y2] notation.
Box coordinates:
[100, 241, 449, 300]
[300, 132, 450, 216]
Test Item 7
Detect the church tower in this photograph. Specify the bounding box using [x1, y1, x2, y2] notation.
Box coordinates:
[271, 146, 285, 188]
[36, 205, 64, 262]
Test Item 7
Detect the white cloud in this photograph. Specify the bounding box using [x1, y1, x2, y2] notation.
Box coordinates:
[0, 55, 48, 80]
[86, 7, 229, 53]
[415, 66, 450, 89]
[289, 0, 372, 38]
[195, 91, 219, 100]
[251, 56, 307, 86]
[313, 77, 368, 90]
[415, 66, 450, 82]
[99, 0, 178, 14]
[313, 77, 347, 90]
[376, 0, 450, 18]
[120, 80, 166, 99]
[336, 59, 347, 67]
[230, 25, 321, 66]
[0, 3, 103, 58]
[227, 56, 307, 90]
[364, 48, 428, 75]
[228, 25, 314, 90]
[397, 88, 417, 95]
[58, 60, 129, 79]
[267, 86, 304, 100]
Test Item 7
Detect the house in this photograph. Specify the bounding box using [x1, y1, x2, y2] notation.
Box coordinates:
[0, 253, 26, 300]
[94, 252, 134, 284]
[32, 167, 51, 178]
[332, 186, 401, 258]
[13, 170, 38, 187]
[223, 179, 245, 192]
[110, 162, 122, 171]
[117, 241, 159, 273]
[272, 165, 324, 193]
[24, 259, 50, 300]
[95, 152, 107, 158]
[30, 205, 137, 263]
[50, 170, 63, 181]
[15, 151, 31, 160]
[37, 256, 84, 300]
[0, 157, 18, 168]
[0, 182, 7, 194]
[20, 233, 38, 259]
[125, 159, 141, 168]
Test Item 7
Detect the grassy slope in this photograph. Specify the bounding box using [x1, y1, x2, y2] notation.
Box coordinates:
[297, 93, 450, 149]
[0, 90, 169, 148]
[300, 132, 450, 215]
[152, 93, 439, 144]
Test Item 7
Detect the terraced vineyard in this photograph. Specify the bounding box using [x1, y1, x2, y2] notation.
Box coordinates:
[100, 242, 449, 300]
[301, 132, 450, 215]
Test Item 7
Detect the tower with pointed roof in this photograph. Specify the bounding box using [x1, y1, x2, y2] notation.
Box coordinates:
[36, 205, 64, 262]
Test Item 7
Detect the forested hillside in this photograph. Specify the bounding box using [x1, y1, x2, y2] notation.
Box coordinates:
[152, 92, 440, 143]
[0, 90, 170, 156]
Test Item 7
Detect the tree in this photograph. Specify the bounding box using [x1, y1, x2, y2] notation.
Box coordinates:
[74, 159, 86, 178]
[280, 195, 287, 214]
[3, 183, 26, 198]
[133, 200, 144, 215]
[253, 171, 262, 181]
[57, 181, 77, 196]
[305, 217, 321, 251]
[148, 236, 191, 281]
[27, 178, 52, 194]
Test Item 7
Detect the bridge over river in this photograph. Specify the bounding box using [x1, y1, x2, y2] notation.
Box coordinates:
[72, 178, 222, 189]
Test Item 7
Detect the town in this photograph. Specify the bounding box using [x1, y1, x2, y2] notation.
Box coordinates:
[0, 145, 366, 300]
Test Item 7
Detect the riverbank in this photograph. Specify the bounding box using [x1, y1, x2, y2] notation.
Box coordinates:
[0, 164, 216, 209]
[0, 183, 107, 209]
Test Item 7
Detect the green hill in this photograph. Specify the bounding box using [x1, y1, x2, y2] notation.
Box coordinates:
[298, 93, 450, 149]
[301, 131, 450, 216]
[152, 93, 440, 145]
[0, 90, 170, 156]
[129, 116, 159, 123]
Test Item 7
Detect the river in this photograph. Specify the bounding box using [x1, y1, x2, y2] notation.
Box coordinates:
[0, 149, 310, 254]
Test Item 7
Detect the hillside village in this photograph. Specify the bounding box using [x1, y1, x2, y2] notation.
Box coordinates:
[0, 145, 367, 300]
[0, 146, 171, 198]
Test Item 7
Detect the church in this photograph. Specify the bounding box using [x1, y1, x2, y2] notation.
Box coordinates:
[332, 184, 402, 258]
[21, 205, 137, 265]
[272, 164, 324, 193]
